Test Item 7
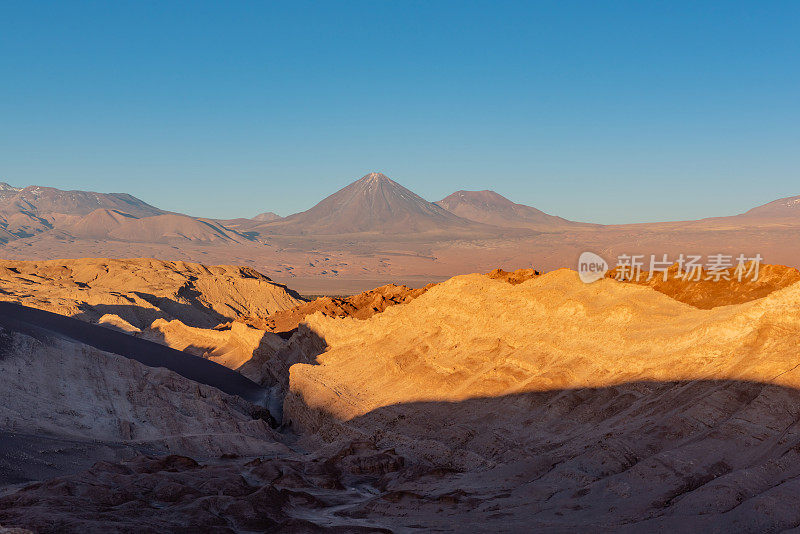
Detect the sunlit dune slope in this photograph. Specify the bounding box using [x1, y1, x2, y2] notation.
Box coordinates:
[287, 269, 800, 424]
[146, 318, 286, 370]
[609, 263, 800, 309]
[0, 258, 303, 329]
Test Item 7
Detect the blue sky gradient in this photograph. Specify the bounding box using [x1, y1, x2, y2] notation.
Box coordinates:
[1, 1, 798, 222]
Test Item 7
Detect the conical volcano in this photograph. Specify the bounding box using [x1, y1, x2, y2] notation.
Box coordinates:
[256, 172, 484, 235]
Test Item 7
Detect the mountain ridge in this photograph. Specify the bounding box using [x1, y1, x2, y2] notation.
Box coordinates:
[435, 189, 591, 229]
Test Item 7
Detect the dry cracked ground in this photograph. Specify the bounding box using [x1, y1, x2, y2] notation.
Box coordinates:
[1, 258, 800, 532]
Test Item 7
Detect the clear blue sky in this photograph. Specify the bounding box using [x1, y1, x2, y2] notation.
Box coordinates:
[1, 1, 798, 223]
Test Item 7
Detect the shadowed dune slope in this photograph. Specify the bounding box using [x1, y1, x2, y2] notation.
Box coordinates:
[0, 302, 266, 403]
[0, 307, 282, 488]
[6, 378, 800, 532]
[316, 379, 800, 532]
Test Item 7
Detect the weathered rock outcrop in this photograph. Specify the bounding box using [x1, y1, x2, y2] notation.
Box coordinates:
[0, 322, 282, 486]
[237, 282, 432, 336]
[609, 262, 800, 308]
[0, 258, 304, 329]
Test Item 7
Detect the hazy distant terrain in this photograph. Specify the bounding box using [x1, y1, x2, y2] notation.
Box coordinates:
[1, 173, 798, 293]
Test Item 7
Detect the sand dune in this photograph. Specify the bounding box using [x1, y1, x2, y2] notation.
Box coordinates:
[146, 317, 286, 371]
[0, 258, 433, 378]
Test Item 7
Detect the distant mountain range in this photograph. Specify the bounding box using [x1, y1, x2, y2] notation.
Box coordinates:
[0, 183, 248, 244]
[0, 174, 798, 247]
[0, 182, 164, 218]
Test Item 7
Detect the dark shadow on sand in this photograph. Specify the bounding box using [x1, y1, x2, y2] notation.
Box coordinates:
[0, 301, 266, 404]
